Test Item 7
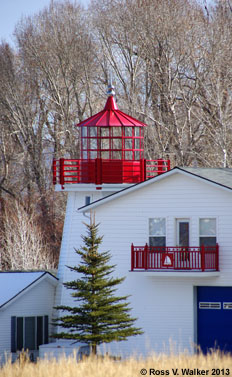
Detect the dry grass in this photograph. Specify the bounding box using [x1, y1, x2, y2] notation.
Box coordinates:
[0, 351, 232, 377]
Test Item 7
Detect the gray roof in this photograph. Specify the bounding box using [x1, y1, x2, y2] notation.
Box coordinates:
[0, 271, 58, 309]
[182, 168, 232, 190]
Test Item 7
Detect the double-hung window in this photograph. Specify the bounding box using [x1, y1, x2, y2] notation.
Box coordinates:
[199, 218, 216, 246]
[149, 218, 166, 247]
[11, 316, 48, 352]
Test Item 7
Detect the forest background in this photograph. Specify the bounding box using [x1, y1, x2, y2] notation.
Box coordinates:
[0, 0, 231, 269]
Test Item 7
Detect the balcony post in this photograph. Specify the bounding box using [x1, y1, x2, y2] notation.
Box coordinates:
[131, 244, 134, 271]
[216, 243, 219, 271]
[140, 159, 146, 182]
[95, 158, 102, 185]
[144, 243, 148, 270]
[157, 159, 163, 175]
[59, 158, 65, 186]
[201, 244, 205, 272]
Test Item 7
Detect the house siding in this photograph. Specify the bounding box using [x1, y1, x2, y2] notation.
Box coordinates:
[0, 278, 56, 364]
[55, 171, 232, 356]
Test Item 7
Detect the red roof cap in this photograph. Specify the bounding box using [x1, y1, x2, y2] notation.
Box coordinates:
[76, 95, 147, 128]
[104, 95, 118, 111]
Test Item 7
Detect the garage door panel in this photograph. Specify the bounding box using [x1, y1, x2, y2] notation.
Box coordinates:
[197, 287, 232, 354]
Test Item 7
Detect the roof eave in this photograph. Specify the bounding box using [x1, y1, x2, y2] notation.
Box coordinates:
[78, 167, 232, 213]
[0, 272, 58, 311]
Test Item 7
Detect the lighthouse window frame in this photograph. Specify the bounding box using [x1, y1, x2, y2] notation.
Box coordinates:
[149, 218, 166, 247]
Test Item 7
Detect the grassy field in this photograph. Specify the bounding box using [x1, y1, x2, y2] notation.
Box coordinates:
[0, 352, 232, 377]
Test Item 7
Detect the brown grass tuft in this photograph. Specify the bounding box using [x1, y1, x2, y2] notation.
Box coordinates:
[0, 352, 231, 377]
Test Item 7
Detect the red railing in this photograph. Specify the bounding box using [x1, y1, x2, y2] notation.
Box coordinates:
[131, 244, 219, 272]
[53, 158, 170, 186]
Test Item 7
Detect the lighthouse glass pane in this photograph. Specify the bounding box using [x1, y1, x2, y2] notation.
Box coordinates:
[90, 151, 97, 159]
[125, 127, 133, 136]
[135, 127, 140, 136]
[89, 127, 97, 137]
[125, 139, 132, 149]
[112, 151, 122, 159]
[125, 151, 133, 160]
[100, 128, 109, 137]
[101, 151, 109, 159]
[112, 139, 122, 149]
[112, 127, 122, 136]
[134, 151, 140, 160]
[135, 139, 140, 149]
[90, 139, 97, 149]
[101, 139, 109, 149]
[81, 127, 87, 137]
[82, 138, 87, 149]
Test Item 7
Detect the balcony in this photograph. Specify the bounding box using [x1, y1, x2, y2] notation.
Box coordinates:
[131, 244, 219, 273]
[53, 158, 170, 186]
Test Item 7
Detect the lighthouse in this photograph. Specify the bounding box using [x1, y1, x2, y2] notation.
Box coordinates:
[52, 85, 170, 322]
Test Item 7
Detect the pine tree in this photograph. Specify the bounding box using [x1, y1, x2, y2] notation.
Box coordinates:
[53, 221, 143, 355]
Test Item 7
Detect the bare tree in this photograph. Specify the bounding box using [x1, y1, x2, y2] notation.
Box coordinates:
[0, 200, 55, 270]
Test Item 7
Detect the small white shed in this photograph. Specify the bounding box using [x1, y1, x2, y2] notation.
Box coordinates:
[0, 271, 58, 364]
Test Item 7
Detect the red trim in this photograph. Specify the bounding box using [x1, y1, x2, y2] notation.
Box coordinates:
[131, 245, 219, 272]
[53, 158, 170, 185]
[104, 95, 118, 110]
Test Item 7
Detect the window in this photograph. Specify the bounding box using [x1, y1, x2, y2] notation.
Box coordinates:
[199, 218, 216, 246]
[11, 316, 48, 352]
[199, 302, 221, 309]
[149, 218, 166, 247]
[85, 196, 91, 205]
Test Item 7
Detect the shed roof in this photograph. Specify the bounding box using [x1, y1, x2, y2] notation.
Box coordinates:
[0, 271, 58, 309]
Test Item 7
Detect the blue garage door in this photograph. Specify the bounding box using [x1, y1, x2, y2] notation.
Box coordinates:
[198, 287, 232, 354]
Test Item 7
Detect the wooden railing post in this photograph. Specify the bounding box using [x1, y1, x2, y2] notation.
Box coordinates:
[201, 244, 205, 272]
[131, 244, 134, 271]
[216, 243, 219, 271]
[59, 158, 65, 186]
[144, 243, 148, 270]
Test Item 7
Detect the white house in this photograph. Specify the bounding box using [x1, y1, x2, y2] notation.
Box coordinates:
[2, 88, 231, 361]
[51, 88, 232, 356]
[0, 271, 58, 364]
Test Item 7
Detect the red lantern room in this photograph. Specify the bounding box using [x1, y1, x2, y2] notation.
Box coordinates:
[80, 92, 144, 161]
[53, 85, 170, 187]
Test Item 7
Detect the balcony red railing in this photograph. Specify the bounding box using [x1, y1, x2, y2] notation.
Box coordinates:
[53, 158, 170, 186]
[131, 244, 219, 272]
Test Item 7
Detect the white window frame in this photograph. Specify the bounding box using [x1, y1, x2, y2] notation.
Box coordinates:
[199, 218, 217, 246]
[148, 218, 166, 247]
